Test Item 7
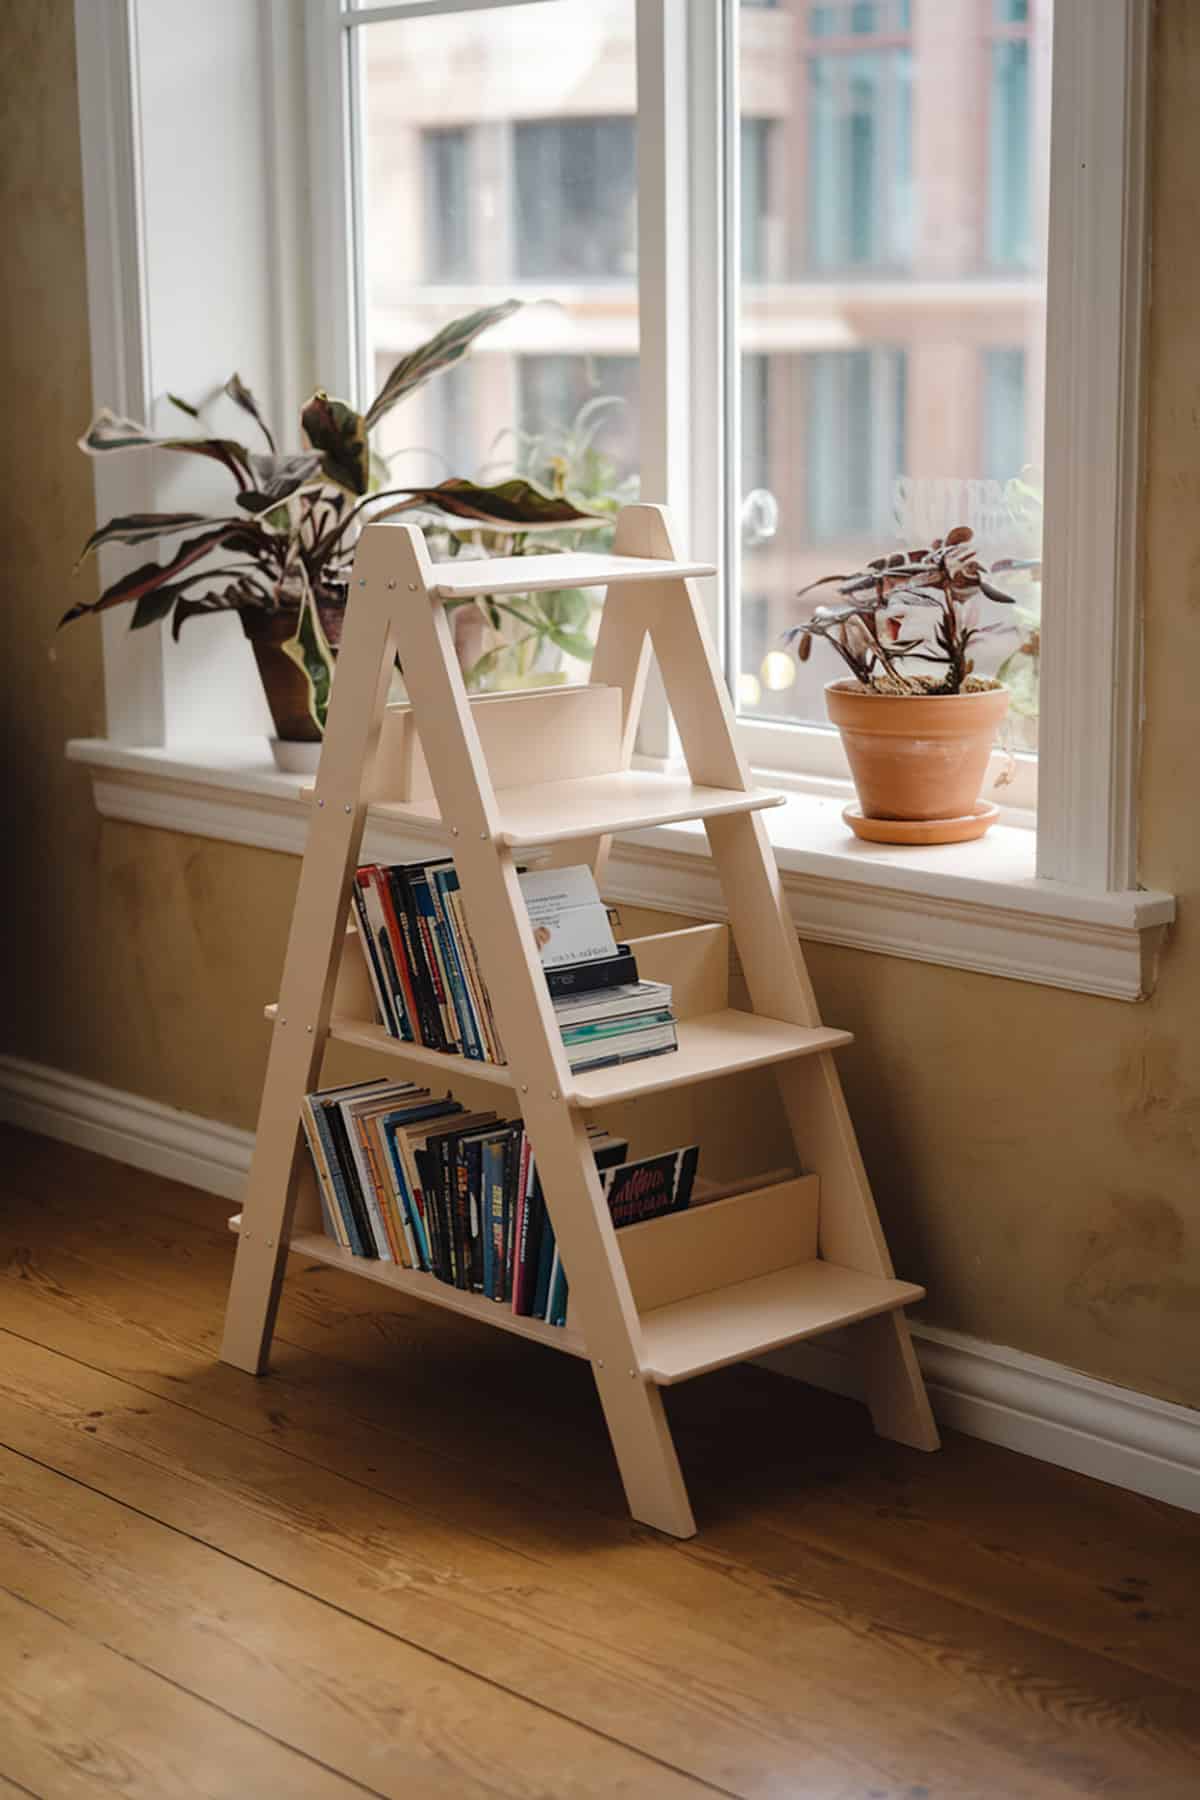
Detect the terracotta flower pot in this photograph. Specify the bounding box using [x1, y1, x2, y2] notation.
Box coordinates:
[825, 679, 1009, 839]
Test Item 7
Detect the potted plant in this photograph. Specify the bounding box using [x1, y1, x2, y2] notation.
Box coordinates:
[62, 300, 602, 768]
[785, 525, 1019, 844]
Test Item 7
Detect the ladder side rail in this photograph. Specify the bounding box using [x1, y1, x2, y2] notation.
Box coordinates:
[568, 505, 661, 883]
[381, 522, 696, 1537]
[220, 577, 399, 1374]
[638, 506, 939, 1453]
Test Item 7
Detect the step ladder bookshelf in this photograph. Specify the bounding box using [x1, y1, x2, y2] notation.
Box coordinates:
[220, 503, 938, 1539]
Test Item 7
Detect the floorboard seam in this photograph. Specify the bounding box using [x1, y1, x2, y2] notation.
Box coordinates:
[0, 1441, 737, 1800]
[0, 1582, 390, 1799]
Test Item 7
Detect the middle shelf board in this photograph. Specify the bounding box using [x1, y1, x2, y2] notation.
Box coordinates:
[360, 769, 786, 847]
[299, 1007, 852, 1104]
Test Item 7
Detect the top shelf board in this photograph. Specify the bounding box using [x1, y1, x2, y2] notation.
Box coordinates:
[421, 552, 716, 601]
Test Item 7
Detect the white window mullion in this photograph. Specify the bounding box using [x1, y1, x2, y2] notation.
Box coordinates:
[1036, 0, 1149, 891]
[305, 0, 357, 399]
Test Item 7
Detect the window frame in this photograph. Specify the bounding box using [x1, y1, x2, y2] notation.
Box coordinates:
[73, 0, 1156, 942]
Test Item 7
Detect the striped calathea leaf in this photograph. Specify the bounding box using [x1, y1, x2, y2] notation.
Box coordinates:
[58, 524, 270, 627]
[362, 299, 519, 431]
[280, 578, 335, 733]
[376, 476, 606, 530]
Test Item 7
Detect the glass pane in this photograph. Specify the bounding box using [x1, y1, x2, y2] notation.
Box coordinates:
[736, 0, 1049, 745]
[357, 0, 638, 690]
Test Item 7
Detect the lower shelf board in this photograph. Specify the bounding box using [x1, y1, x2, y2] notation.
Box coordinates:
[637, 1262, 925, 1385]
[266, 1224, 588, 1359]
[229, 1215, 921, 1391]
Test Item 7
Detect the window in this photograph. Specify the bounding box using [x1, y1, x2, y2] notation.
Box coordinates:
[733, 0, 1048, 766]
[423, 128, 472, 282]
[514, 119, 638, 282]
[355, 0, 638, 503]
[73, 0, 1160, 950]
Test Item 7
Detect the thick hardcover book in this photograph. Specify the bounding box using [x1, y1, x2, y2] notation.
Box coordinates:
[553, 981, 672, 1027]
[545, 947, 638, 998]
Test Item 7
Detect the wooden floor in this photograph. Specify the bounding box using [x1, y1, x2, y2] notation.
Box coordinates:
[1, 1127, 1199, 1798]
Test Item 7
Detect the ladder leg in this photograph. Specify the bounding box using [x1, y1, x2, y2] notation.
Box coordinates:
[383, 527, 695, 1536]
[220, 580, 398, 1375]
[623, 500, 938, 1454]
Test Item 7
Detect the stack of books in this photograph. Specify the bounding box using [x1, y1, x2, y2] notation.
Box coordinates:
[301, 1076, 699, 1327]
[350, 859, 679, 1074]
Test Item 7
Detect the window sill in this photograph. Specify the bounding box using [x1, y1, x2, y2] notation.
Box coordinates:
[67, 737, 1175, 1003]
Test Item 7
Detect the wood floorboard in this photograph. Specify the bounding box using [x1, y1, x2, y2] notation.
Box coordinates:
[2, 1126, 1199, 1798]
[0, 1586, 375, 1799]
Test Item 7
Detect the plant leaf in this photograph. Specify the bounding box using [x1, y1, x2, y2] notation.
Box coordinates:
[280, 585, 335, 731]
[76, 512, 214, 562]
[78, 408, 252, 483]
[236, 451, 325, 513]
[224, 373, 276, 452]
[376, 476, 606, 530]
[545, 625, 595, 661]
[364, 300, 520, 431]
[166, 393, 200, 419]
[59, 525, 257, 626]
[300, 392, 369, 495]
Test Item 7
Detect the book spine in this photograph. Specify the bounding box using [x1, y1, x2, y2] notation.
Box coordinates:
[413, 1146, 446, 1280]
[488, 1138, 508, 1303]
[358, 1117, 407, 1265]
[464, 1138, 485, 1293]
[500, 1123, 523, 1304]
[510, 1141, 535, 1315]
[299, 1097, 348, 1248]
[432, 869, 484, 1061]
[355, 870, 399, 1038]
[342, 1112, 394, 1262]
[410, 869, 457, 1053]
[391, 868, 442, 1049]
[381, 1123, 423, 1270]
[367, 866, 416, 1043]
[319, 1103, 373, 1258]
[532, 1186, 555, 1320]
[545, 950, 639, 998]
[448, 884, 505, 1064]
[349, 874, 394, 1034]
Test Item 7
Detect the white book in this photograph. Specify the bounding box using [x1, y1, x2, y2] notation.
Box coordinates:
[518, 865, 618, 969]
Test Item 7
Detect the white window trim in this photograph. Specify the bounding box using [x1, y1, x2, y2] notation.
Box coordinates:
[67, 0, 1175, 1001]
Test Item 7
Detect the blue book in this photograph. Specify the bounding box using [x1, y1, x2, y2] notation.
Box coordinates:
[431, 864, 485, 1060]
[406, 863, 458, 1053]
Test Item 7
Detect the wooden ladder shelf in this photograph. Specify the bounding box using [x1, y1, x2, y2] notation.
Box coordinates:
[220, 503, 938, 1539]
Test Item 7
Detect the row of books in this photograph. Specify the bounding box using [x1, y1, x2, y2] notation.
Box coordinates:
[301, 1076, 699, 1325]
[351, 859, 680, 1073]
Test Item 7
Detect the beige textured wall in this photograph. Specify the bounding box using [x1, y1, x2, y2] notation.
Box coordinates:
[3, 3, 1197, 1408]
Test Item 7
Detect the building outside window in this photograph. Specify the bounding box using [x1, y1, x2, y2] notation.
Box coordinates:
[513, 118, 637, 282]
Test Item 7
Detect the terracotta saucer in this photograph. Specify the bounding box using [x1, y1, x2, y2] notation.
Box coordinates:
[843, 800, 1000, 846]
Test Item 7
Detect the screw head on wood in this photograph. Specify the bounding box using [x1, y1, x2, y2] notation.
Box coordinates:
[358, 579, 366, 587]
[479, 832, 487, 841]
[549, 1090, 559, 1101]
[306, 1025, 313, 1033]
[344, 804, 352, 814]
[317, 798, 324, 808]
[408, 583, 418, 592]
[450, 826, 459, 836]
[521, 1084, 528, 1093]
[387, 579, 396, 590]
[279, 1018, 287, 1026]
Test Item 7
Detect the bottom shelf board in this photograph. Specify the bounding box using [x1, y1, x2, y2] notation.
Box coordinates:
[638, 1261, 925, 1386]
[282, 1227, 588, 1359]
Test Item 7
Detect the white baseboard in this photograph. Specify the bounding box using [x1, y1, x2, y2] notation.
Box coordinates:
[763, 1326, 1200, 1516]
[0, 1053, 252, 1203]
[2, 1052, 1197, 1515]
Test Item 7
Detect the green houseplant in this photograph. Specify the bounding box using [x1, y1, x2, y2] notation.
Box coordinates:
[785, 525, 1019, 843]
[63, 301, 603, 759]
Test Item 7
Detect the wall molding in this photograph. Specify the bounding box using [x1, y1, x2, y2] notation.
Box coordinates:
[67, 737, 1176, 1001]
[1, 1050, 1196, 1517]
[0, 1054, 252, 1203]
